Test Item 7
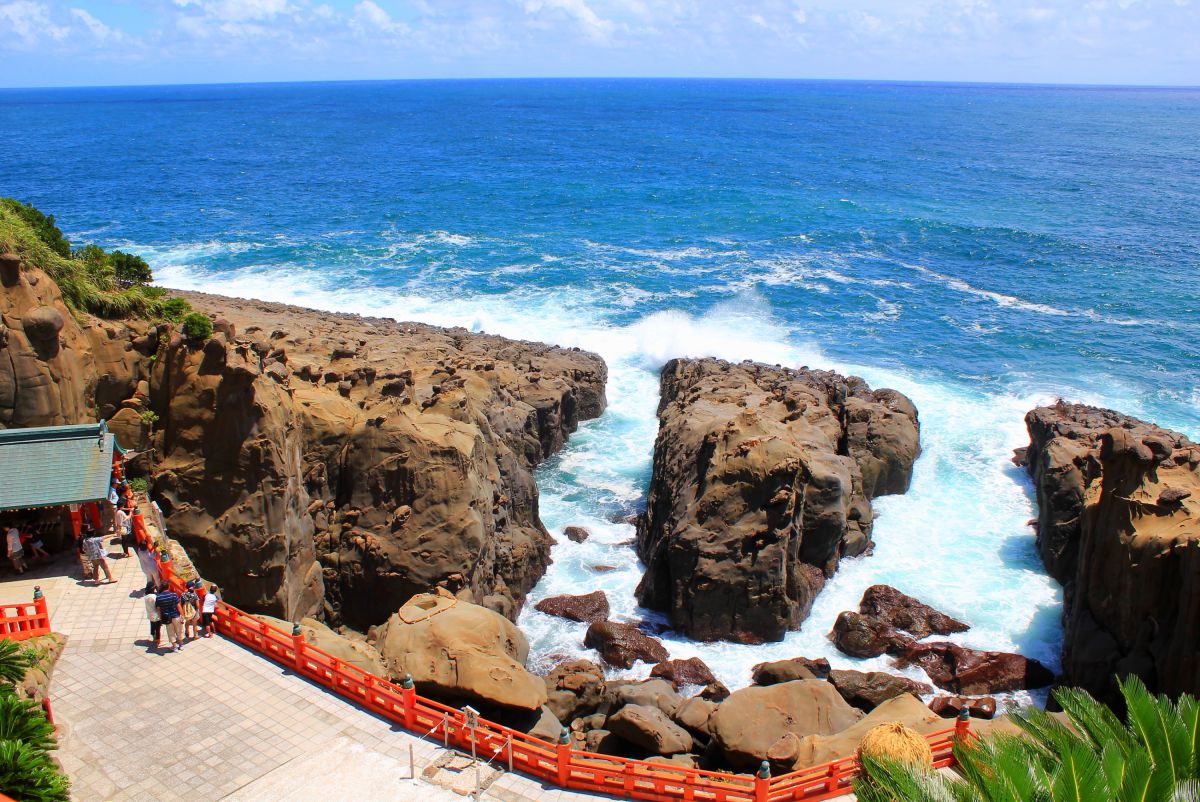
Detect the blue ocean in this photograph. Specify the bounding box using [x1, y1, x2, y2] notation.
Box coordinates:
[3, 79, 1198, 699]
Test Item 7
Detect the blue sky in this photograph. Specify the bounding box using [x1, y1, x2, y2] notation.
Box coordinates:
[1, 0, 1197, 88]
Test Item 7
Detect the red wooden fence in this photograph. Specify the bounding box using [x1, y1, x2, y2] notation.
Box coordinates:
[0, 591, 50, 641]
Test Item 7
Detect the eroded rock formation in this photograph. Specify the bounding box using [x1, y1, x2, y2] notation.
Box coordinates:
[1022, 402, 1200, 701]
[1, 253, 606, 626]
[636, 358, 920, 643]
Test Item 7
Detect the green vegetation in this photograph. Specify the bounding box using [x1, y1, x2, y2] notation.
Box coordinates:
[138, 409, 159, 427]
[0, 197, 189, 322]
[0, 641, 68, 802]
[128, 476, 148, 494]
[854, 676, 1200, 802]
[180, 312, 213, 342]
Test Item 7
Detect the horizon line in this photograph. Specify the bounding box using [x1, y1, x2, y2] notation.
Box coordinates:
[3, 75, 1199, 92]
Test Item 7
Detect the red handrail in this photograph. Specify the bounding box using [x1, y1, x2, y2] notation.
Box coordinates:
[209, 599, 970, 802]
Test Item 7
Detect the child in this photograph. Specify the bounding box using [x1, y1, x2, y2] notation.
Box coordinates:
[179, 582, 200, 641]
[20, 529, 49, 561]
[201, 584, 220, 637]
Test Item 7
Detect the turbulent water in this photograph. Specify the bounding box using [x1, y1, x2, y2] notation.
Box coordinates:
[3, 79, 1199, 703]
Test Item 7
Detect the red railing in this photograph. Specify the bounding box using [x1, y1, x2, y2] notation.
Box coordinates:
[0, 593, 50, 641]
[99, 535, 969, 802]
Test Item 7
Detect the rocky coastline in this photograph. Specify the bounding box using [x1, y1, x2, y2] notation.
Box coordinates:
[5, 241, 1199, 773]
[1019, 401, 1200, 704]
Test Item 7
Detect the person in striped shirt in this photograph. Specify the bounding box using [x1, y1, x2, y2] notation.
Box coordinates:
[155, 585, 184, 651]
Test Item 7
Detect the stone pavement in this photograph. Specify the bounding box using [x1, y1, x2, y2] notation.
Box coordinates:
[0, 546, 614, 802]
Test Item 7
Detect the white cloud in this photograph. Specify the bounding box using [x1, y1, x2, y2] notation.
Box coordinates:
[523, 0, 615, 43]
[69, 6, 119, 42]
[0, 0, 67, 45]
[352, 0, 407, 35]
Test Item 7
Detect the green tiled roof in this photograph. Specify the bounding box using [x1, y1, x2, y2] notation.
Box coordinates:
[0, 423, 115, 512]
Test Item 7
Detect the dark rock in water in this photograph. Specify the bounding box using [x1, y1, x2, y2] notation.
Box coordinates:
[1024, 402, 1200, 704]
[635, 357, 919, 643]
[590, 565, 619, 573]
[607, 705, 693, 755]
[752, 657, 831, 685]
[650, 657, 717, 690]
[827, 669, 932, 711]
[857, 585, 969, 639]
[564, 525, 591, 543]
[584, 621, 669, 669]
[894, 641, 1054, 695]
[928, 695, 997, 720]
[830, 611, 912, 659]
[535, 591, 610, 623]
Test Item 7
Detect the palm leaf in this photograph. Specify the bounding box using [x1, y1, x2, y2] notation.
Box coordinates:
[1055, 686, 1136, 756]
[0, 739, 69, 802]
[1049, 742, 1109, 802]
[0, 642, 33, 687]
[1121, 675, 1192, 783]
[0, 694, 56, 753]
[854, 753, 959, 802]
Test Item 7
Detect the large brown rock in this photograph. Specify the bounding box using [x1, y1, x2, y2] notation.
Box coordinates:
[374, 592, 547, 711]
[857, 585, 968, 638]
[827, 669, 932, 711]
[607, 679, 683, 717]
[1024, 402, 1200, 701]
[606, 705, 693, 756]
[788, 694, 944, 771]
[584, 621, 669, 669]
[708, 680, 863, 768]
[534, 591, 610, 623]
[894, 641, 1054, 695]
[752, 657, 831, 685]
[255, 614, 385, 677]
[635, 358, 919, 643]
[543, 659, 606, 722]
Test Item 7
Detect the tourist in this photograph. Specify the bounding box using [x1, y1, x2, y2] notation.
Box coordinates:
[179, 582, 199, 641]
[5, 525, 26, 574]
[134, 542, 162, 592]
[20, 528, 49, 561]
[155, 584, 183, 651]
[83, 528, 113, 585]
[115, 505, 133, 558]
[201, 584, 220, 638]
[144, 586, 162, 649]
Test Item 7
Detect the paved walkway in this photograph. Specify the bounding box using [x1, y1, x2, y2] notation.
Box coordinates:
[0, 546, 609, 802]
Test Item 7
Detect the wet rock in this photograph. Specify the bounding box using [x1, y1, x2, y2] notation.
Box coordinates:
[928, 695, 997, 720]
[564, 525, 591, 543]
[830, 611, 912, 659]
[534, 591, 610, 623]
[584, 621, 669, 669]
[894, 641, 1054, 695]
[650, 657, 717, 690]
[857, 585, 968, 639]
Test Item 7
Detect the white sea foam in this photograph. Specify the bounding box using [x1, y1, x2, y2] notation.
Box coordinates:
[158, 261, 1067, 709]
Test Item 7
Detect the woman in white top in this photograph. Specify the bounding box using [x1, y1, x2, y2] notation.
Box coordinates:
[6, 526, 26, 574]
[144, 588, 162, 648]
[201, 585, 220, 638]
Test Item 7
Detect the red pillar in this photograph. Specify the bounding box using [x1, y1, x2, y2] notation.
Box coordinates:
[556, 728, 571, 787]
[401, 674, 416, 730]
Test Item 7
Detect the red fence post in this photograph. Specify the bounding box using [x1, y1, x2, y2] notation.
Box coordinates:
[40, 697, 55, 730]
[32, 587, 47, 627]
[556, 727, 571, 787]
[291, 622, 305, 673]
[400, 673, 416, 731]
[954, 706, 971, 747]
[755, 760, 769, 802]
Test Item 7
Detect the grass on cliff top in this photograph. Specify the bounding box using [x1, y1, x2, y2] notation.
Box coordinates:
[0, 198, 189, 321]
